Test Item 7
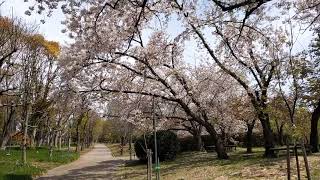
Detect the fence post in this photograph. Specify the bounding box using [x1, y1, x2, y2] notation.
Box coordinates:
[301, 140, 311, 180]
[147, 149, 152, 180]
[286, 140, 291, 180]
[129, 134, 132, 161]
[294, 142, 301, 180]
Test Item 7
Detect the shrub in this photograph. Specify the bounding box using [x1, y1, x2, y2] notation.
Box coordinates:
[134, 135, 149, 162]
[201, 135, 215, 147]
[178, 136, 199, 152]
[234, 132, 265, 147]
[134, 130, 180, 162]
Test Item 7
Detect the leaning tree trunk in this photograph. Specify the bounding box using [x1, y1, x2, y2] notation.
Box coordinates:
[202, 121, 228, 159]
[310, 99, 320, 153]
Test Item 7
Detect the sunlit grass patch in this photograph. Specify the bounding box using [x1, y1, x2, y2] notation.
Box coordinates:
[106, 143, 134, 157]
[115, 147, 320, 180]
[0, 147, 79, 179]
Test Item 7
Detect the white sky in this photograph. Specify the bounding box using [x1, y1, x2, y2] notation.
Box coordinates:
[0, 0, 70, 45]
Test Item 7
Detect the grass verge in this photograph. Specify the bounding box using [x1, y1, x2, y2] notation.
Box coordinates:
[106, 143, 134, 157]
[115, 147, 320, 180]
[0, 147, 79, 179]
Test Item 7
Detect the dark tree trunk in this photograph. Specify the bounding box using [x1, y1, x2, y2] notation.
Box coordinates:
[120, 136, 124, 156]
[202, 121, 228, 159]
[76, 113, 84, 153]
[191, 131, 203, 151]
[310, 99, 320, 153]
[258, 110, 276, 158]
[175, 99, 228, 159]
[196, 132, 203, 151]
[76, 124, 81, 152]
[37, 129, 44, 147]
[246, 122, 255, 153]
[278, 124, 284, 146]
[0, 106, 15, 150]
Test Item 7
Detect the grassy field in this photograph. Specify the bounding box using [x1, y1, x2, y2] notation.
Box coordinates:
[114, 147, 320, 180]
[106, 143, 134, 157]
[0, 147, 79, 180]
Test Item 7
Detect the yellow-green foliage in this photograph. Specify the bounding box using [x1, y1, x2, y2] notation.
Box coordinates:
[93, 119, 104, 140]
[286, 107, 311, 140]
[24, 34, 60, 57]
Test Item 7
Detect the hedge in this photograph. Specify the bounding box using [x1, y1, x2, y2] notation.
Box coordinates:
[134, 130, 180, 162]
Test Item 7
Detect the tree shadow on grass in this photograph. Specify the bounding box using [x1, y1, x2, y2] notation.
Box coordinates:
[4, 174, 32, 180]
[118, 150, 289, 179]
[36, 159, 124, 180]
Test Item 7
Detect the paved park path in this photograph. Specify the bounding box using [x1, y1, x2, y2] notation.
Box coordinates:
[37, 144, 124, 180]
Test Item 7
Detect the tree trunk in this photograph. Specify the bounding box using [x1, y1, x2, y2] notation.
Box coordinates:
[49, 135, 53, 158]
[22, 114, 29, 164]
[30, 128, 37, 148]
[54, 132, 59, 148]
[254, 103, 276, 158]
[1, 135, 10, 150]
[1, 106, 15, 150]
[260, 115, 276, 158]
[195, 132, 203, 151]
[76, 127, 81, 152]
[120, 136, 124, 156]
[68, 132, 71, 152]
[58, 132, 62, 150]
[310, 99, 320, 153]
[202, 121, 228, 159]
[278, 124, 284, 146]
[76, 117, 82, 152]
[246, 123, 254, 153]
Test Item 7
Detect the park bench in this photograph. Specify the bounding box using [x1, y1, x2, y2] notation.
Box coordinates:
[225, 144, 237, 151]
[270, 145, 311, 156]
[205, 145, 216, 152]
[205, 144, 236, 153]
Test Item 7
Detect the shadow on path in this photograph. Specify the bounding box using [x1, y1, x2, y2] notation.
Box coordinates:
[37, 159, 124, 180]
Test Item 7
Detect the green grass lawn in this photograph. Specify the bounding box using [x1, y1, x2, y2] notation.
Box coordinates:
[106, 143, 134, 157]
[0, 147, 79, 180]
[115, 147, 320, 180]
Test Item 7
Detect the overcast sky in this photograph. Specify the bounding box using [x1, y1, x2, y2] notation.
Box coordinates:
[0, 0, 70, 45]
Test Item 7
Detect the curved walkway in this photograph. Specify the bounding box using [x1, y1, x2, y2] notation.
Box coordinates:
[37, 144, 123, 180]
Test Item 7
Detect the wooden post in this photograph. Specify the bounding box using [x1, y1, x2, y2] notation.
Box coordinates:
[147, 149, 152, 180]
[120, 136, 124, 156]
[301, 140, 311, 180]
[294, 143, 301, 180]
[286, 140, 291, 180]
[129, 134, 132, 161]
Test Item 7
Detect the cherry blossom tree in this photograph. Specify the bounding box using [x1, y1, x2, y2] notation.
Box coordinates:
[23, 0, 320, 157]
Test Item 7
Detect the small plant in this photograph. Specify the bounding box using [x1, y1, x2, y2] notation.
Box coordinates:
[134, 130, 180, 162]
